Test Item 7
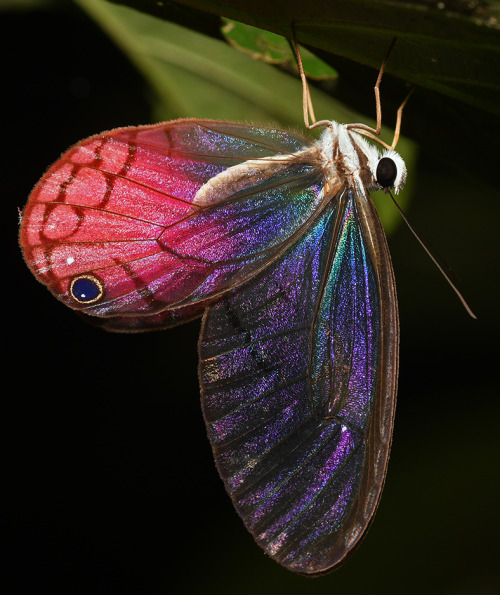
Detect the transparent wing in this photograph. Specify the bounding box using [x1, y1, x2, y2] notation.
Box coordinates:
[199, 188, 398, 574]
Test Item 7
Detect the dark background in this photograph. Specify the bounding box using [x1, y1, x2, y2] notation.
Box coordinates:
[2, 3, 499, 594]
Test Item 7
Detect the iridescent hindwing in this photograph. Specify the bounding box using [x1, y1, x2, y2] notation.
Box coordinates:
[199, 185, 398, 574]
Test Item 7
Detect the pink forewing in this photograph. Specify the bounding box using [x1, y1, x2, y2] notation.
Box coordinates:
[20, 119, 325, 317]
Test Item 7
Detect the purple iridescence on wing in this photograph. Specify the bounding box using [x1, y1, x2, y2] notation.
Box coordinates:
[312, 195, 379, 427]
[200, 190, 380, 573]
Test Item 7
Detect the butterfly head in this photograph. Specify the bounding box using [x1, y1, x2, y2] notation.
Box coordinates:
[318, 123, 406, 196]
[349, 131, 407, 195]
[375, 149, 406, 194]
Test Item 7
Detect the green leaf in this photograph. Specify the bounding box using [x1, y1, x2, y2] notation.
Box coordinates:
[221, 19, 337, 80]
[108, 0, 500, 115]
[102, 0, 500, 188]
[75, 0, 417, 233]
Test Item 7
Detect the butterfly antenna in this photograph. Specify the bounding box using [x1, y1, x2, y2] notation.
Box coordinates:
[389, 192, 477, 319]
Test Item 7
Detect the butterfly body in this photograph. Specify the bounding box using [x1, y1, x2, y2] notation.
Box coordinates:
[20, 117, 405, 574]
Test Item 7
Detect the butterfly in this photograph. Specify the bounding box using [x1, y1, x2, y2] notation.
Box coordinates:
[19, 40, 408, 575]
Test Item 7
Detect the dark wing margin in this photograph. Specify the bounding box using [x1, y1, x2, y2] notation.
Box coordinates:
[327, 188, 399, 572]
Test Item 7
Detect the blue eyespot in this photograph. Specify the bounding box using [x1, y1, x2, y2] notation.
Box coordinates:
[69, 275, 104, 304]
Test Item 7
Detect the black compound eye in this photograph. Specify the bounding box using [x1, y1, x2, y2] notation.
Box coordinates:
[69, 274, 104, 304]
[376, 157, 397, 188]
